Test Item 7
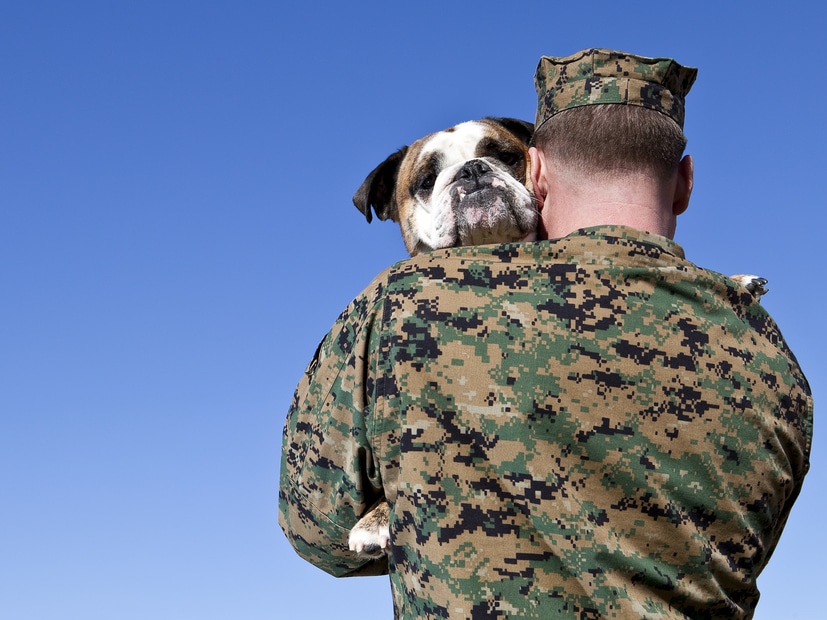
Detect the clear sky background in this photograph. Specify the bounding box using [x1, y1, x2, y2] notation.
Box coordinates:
[2, 2, 824, 618]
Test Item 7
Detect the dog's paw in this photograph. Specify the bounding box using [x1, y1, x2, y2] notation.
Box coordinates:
[730, 274, 769, 301]
[348, 522, 389, 558]
[348, 501, 390, 559]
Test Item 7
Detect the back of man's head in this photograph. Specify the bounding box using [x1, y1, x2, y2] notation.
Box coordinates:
[532, 49, 696, 181]
[532, 104, 688, 179]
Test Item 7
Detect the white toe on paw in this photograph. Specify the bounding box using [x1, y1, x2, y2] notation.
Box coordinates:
[348, 523, 390, 557]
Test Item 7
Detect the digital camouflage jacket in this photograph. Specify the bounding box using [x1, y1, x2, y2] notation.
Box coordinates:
[279, 226, 812, 619]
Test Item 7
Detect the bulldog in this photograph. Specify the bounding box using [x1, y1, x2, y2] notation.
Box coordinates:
[346, 117, 769, 559]
[353, 117, 538, 256]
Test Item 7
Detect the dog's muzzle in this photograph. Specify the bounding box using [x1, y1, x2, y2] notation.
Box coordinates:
[454, 159, 495, 189]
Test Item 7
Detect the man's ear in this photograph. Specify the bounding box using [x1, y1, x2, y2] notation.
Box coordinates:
[673, 154, 694, 216]
[529, 146, 548, 207]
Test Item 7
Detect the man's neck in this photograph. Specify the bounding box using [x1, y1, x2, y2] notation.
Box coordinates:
[539, 171, 679, 240]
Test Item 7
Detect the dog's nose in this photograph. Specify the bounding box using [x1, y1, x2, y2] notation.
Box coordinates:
[455, 159, 490, 185]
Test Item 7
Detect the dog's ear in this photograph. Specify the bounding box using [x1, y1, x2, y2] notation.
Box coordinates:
[485, 117, 534, 146]
[353, 146, 408, 223]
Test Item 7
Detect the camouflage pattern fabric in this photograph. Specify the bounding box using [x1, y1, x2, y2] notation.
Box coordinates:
[534, 49, 698, 131]
[279, 225, 812, 619]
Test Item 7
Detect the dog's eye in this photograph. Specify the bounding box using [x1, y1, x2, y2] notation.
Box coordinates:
[495, 150, 522, 167]
[414, 172, 436, 194]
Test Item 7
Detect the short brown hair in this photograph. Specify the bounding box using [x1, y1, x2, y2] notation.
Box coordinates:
[532, 104, 687, 178]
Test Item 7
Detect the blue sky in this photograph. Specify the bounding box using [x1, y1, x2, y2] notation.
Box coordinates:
[2, 2, 824, 618]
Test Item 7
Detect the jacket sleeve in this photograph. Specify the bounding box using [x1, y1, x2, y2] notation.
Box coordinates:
[278, 283, 388, 577]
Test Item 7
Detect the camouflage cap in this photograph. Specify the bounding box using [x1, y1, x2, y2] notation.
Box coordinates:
[534, 48, 698, 130]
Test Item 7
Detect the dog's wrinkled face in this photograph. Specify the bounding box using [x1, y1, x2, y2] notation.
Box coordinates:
[353, 118, 537, 256]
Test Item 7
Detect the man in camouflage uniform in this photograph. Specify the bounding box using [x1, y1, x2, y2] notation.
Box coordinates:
[279, 49, 813, 618]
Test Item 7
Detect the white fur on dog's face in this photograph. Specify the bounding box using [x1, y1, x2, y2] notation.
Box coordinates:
[395, 120, 537, 255]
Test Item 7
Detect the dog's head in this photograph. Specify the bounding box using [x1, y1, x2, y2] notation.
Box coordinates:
[353, 117, 537, 256]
